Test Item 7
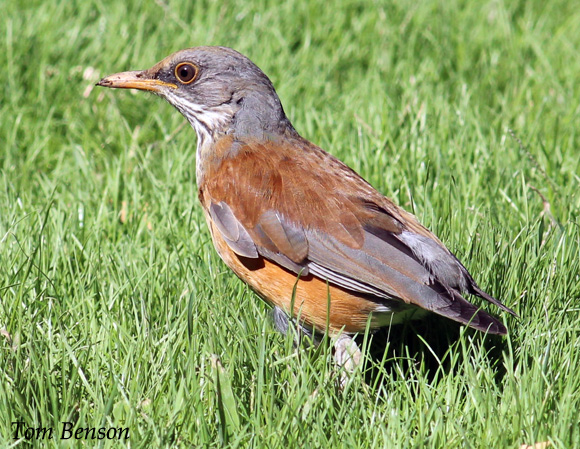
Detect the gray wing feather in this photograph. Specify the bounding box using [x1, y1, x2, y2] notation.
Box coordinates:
[257, 210, 308, 263]
[257, 246, 309, 275]
[210, 202, 258, 258]
[306, 229, 435, 303]
[307, 262, 387, 297]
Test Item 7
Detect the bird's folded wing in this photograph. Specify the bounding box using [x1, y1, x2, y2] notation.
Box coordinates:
[208, 195, 510, 334]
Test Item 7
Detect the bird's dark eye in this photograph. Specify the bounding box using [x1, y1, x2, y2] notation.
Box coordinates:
[175, 62, 198, 84]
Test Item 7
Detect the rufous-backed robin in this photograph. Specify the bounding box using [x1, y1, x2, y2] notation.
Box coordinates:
[97, 46, 516, 365]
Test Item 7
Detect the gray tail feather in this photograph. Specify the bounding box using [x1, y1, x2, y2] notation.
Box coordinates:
[436, 290, 509, 335]
[469, 284, 518, 318]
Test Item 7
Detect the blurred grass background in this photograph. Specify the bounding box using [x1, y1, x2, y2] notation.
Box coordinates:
[1, 0, 579, 447]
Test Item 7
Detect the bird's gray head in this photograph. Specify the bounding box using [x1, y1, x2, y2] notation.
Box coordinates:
[97, 46, 295, 145]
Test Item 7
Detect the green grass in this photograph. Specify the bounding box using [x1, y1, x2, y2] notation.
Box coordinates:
[1, 0, 579, 447]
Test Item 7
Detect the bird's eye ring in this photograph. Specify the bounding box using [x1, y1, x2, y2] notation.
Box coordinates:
[175, 62, 198, 84]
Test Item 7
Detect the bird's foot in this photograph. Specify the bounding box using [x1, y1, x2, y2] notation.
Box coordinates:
[333, 333, 362, 386]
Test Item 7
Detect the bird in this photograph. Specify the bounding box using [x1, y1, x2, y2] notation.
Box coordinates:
[97, 46, 516, 367]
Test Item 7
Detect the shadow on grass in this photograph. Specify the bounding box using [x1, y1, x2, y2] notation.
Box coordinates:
[355, 316, 509, 390]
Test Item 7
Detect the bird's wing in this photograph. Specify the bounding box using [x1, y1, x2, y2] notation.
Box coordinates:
[202, 137, 515, 334]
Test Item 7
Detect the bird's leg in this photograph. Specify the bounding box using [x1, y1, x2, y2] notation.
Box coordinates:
[271, 306, 320, 347]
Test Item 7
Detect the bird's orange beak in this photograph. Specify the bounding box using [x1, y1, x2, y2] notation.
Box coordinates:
[97, 70, 177, 92]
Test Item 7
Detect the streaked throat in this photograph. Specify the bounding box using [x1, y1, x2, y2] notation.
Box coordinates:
[165, 93, 235, 181]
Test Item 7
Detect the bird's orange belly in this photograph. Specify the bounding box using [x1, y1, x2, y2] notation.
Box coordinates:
[206, 218, 408, 334]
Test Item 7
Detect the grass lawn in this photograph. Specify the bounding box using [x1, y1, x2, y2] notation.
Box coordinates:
[1, 0, 579, 447]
